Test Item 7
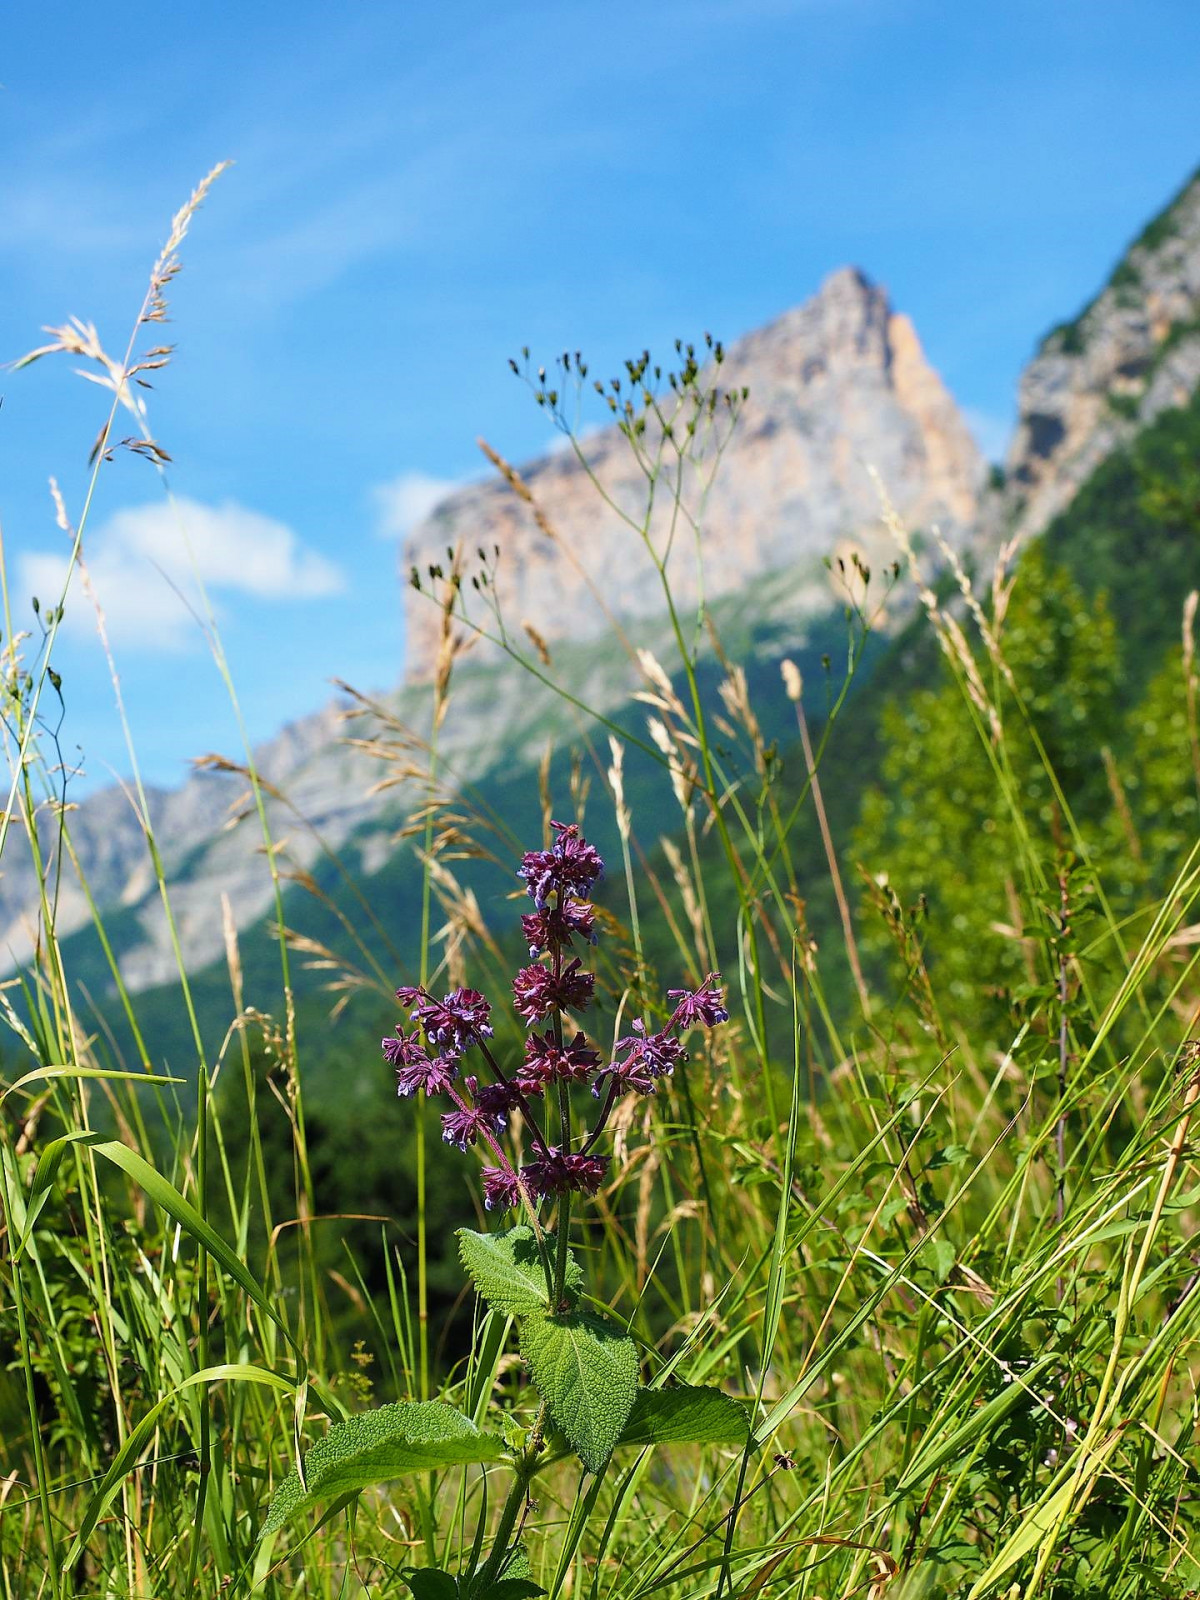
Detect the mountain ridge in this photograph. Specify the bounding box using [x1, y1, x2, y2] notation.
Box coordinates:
[402, 265, 983, 681]
[6, 164, 1200, 999]
[995, 166, 1200, 541]
[0, 263, 987, 990]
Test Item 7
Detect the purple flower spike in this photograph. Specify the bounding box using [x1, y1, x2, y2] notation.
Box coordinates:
[521, 897, 597, 956]
[668, 973, 730, 1029]
[593, 1052, 657, 1097]
[441, 1104, 503, 1150]
[523, 1030, 602, 1086]
[473, 1079, 523, 1116]
[385, 1026, 454, 1091]
[482, 1166, 520, 1211]
[393, 1048, 457, 1099]
[630, 1022, 686, 1078]
[519, 822, 604, 908]
[512, 965, 554, 1023]
[561, 1152, 609, 1196]
[522, 1147, 610, 1199]
[387, 819, 725, 1218]
[513, 958, 596, 1024]
[381, 1029, 416, 1068]
[405, 986, 493, 1055]
[595, 1019, 685, 1097]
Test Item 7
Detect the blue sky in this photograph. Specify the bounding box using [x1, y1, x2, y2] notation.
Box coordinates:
[3, 0, 1199, 790]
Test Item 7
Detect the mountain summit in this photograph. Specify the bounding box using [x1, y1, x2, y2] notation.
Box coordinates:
[1, 268, 982, 990]
[402, 267, 983, 681]
[1001, 166, 1200, 538]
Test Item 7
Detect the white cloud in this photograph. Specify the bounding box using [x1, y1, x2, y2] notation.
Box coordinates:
[21, 496, 345, 652]
[372, 471, 459, 541]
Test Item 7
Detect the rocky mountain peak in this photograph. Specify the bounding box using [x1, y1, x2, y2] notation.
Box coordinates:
[1002, 166, 1200, 537]
[402, 268, 984, 681]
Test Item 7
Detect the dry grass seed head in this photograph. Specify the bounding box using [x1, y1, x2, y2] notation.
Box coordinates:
[607, 735, 631, 839]
[780, 658, 803, 703]
[660, 834, 706, 964]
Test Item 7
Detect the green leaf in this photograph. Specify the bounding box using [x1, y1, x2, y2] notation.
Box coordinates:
[920, 1236, 956, 1283]
[0, 1063, 185, 1107]
[519, 1311, 638, 1473]
[617, 1383, 750, 1449]
[404, 1572, 460, 1600]
[466, 1544, 544, 1598]
[264, 1401, 506, 1535]
[457, 1226, 580, 1317]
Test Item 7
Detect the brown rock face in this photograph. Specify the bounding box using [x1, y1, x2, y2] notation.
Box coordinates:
[403, 267, 983, 679]
[1002, 167, 1200, 540]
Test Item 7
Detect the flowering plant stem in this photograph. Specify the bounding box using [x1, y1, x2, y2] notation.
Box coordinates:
[373, 821, 733, 1583]
[476, 1402, 550, 1589]
[552, 995, 572, 1306]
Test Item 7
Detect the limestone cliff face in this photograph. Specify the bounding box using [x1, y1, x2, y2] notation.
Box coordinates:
[1001, 167, 1200, 539]
[403, 268, 984, 680]
[0, 268, 983, 993]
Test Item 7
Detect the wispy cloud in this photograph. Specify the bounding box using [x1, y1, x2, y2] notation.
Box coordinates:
[21, 496, 345, 652]
[371, 471, 459, 541]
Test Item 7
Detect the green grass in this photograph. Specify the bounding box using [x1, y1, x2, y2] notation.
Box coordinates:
[3, 174, 1200, 1600]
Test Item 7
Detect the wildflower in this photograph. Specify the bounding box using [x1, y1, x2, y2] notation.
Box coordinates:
[668, 973, 729, 1029]
[592, 1049, 657, 1097]
[386, 819, 727, 1217]
[399, 985, 493, 1055]
[522, 1030, 602, 1085]
[441, 1103, 503, 1150]
[482, 1166, 520, 1211]
[521, 896, 596, 956]
[595, 1020, 684, 1096]
[389, 1039, 458, 1099]
[512, 1064, 550, 1098]
[381, 1028, 422, 1069]
[521, 1148, 610, 1199]
[622, 1020, 686, 1078]
[512, 958, 595, 1024]
[562, 1152, 609, 1196]
[473, 1079, 524, 1116]
[518, 821, 604, 907]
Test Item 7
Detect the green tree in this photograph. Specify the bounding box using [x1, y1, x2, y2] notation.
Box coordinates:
[854, 545, 1120, 1032]
[1104, 642, 1200, 903]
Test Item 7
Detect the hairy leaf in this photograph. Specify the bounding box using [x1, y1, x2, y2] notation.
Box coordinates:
[457, 1226, 581, 1317]
[465, 1542, 543, 1598]
[519, 1311, 638, 1473]
[618, 1383, 750, 1448]
[404, 1572, 460, 1600]
[264, 1401, 505, 1535]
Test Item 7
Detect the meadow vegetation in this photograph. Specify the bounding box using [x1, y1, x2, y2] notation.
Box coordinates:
[2, 171, 1200, 1599]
